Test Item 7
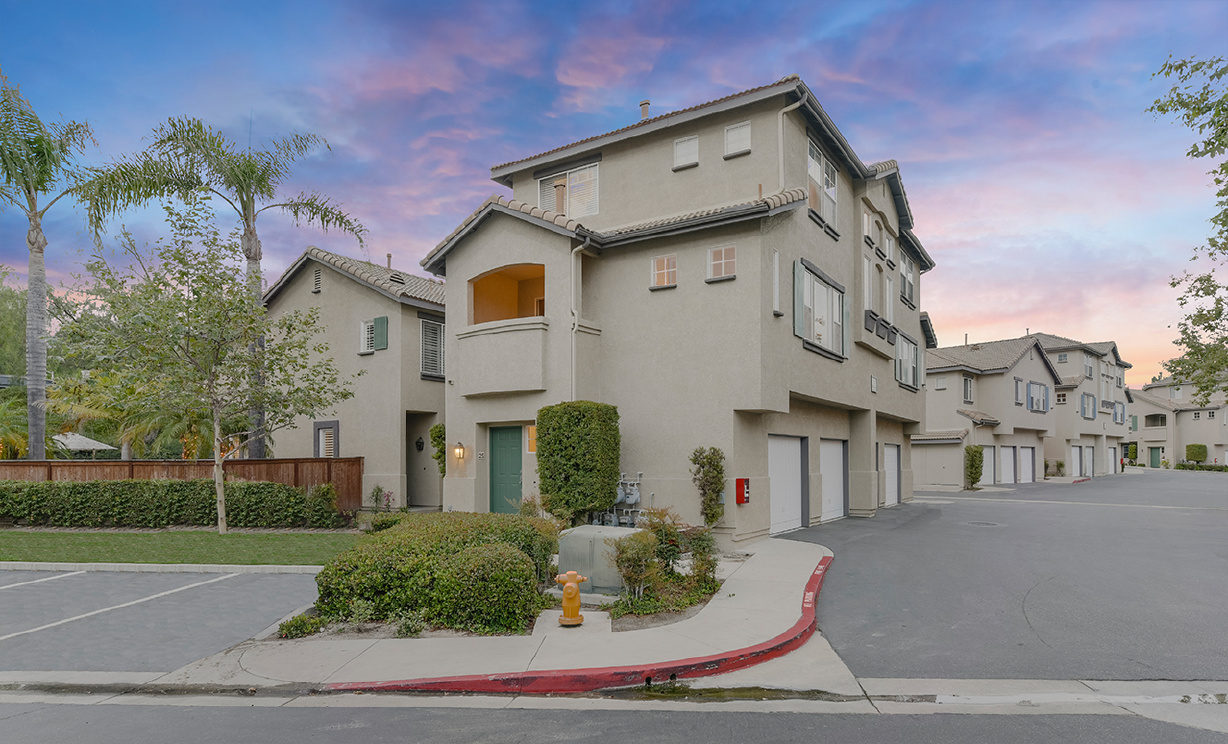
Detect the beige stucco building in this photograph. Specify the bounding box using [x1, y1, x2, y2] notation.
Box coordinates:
[1127, 377, 1228, 467]
[421, 75, 937, 545]
[914, 336, 1061, 486]
[265, 247, 447, 508]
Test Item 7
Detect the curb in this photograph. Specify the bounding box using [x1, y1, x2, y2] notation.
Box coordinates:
[0, 562, 321, 574]
[326, 554, 833, 695]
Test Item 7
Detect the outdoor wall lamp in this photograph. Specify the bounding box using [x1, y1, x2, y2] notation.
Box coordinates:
[454, 442, 464, 460]
[415, 437, 424, 452]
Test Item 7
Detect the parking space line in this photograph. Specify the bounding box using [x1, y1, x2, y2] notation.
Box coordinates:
[931, 495, 1228, 512]
[0, 571, 85, 591]
[0, 573, 239, 642]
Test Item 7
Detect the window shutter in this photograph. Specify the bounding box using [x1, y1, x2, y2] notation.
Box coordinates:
[793, 261, 805, 338]
[1044, 385, 1050, 411]
[674, 136, 698, 167]
[373, 316, 388, 350]
[568, 164, 599, 217]
[421, 320, 444, 376]
[842, 291, 850, 357]
[725, 122, 751, 155]
[539, 178, 556, 212]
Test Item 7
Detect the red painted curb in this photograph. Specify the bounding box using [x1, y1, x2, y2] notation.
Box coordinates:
[327, 553, 833, 695]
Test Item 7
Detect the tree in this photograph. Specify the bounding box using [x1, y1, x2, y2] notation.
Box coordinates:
[87, 117, 367, 458]
[0, 266, 25, 375]
[1148, 56, 1228, 404]
[0, 73, 94, 460]
[964, 445, 984, 490]
[58, 204, 355, 533]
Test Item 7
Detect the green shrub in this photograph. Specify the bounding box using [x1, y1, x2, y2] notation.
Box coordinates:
[536, 401, 620, 522]
[639, 507, 684, 574]
[306, 484, 348, 528]
[349, 598, 378, 623]
[393, 608, 428, 637]
[1128, 443, 1138, 461]
[429, 423, 447, 477]
[368, 512, 409, 533]
[684, 525, 719, 593]
[278, 612, 328, 639]
[1056, 460, 1065, 476]
[1187, 443, 1208, 464]
[431, 543, 544, 633]
[607, 530, 660, 601]
[690, 446, 725, 526]
[964, 446, 984, 489]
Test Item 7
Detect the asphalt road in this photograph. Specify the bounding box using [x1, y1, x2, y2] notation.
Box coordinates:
[790, 470, 1228, 680]
[0, 570, 317, 672]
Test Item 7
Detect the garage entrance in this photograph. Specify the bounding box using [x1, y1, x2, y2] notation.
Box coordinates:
[769, 435, 806, 534]
[819, 439, 847, 521]
[883, 444, 900, 506]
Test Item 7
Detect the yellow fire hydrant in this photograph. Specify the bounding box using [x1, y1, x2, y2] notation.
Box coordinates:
[556, 570, 587, 626]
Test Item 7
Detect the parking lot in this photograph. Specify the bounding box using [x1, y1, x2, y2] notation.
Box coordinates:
[0, 569, 317, 673]
[789, 470, 1228, 680]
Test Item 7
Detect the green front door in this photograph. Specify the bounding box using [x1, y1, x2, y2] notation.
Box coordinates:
[1149, 447, 1162, 468]
[489, 426, 523, 514]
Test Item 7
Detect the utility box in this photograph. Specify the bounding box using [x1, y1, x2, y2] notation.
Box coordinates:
[558, 525, 641, 595]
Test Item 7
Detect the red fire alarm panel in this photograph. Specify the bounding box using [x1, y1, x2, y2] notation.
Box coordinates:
[736, 478, 750, 504]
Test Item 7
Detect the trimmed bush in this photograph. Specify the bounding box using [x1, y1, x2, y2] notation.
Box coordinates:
[432, 543, 543, 633]
[429, 423, 447, 476]
[1187, 444, 1208, 464]
[536, 400, 620, 522]
[964, 445, 984, 489]
[690, 446, 726, 526]
[306, 484, 347, 528]
[1128, 443, 1138, 461]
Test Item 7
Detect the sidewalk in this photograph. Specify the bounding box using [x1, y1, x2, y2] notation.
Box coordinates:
[146, 537, 841, 695]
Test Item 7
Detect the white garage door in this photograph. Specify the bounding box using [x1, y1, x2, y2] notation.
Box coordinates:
[1019, 447, 1034, 483]
[1070, 445, 1080, 477]
[769, 435, 804, 535]
[1109, 446, 1117, 474]
[1000, 446, 1016, 484]
[819, 439, 846, 521]
[884, 444, 900, 506]
[981, 445, 995, 485]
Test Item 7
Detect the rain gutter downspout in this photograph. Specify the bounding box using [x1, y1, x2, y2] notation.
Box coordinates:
[571, 235, 592, 401]
[778, 91, 808, 192]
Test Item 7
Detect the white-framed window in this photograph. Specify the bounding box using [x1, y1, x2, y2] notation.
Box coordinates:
[886, 235, 896, 265]
[934, 375, 947, 390]
[360, 319, 375, 354]
[1056, 392, 1067, 405]
[724, 121, 751, 157]
[708, 245, 736, 279]
[863, 212, 873, 245]
[1057, 352, 1068, 363]
[1209, 410, 1216, 419]
[899, 255, 916, 305]
[538, 162, 599, 218]
[1114, 401, 1126, 424]
[1170, 386, 1182, 400]
[1081, 393, 1097, 419]
[421, 319, 445, 377]
[884, 274, 894, 323]
[1015, 378, 1024, 404]
[896, 336, 919, 387]
[1194, 411, 1201, 420]
[674, 135, 698, 169]
[963, 375, 974, 404]
[1027, 382, 1050, 412]
[1116, 373, 1123, 388]
[794, 260, 845, 356]
[807, 140, 837, 223]
[651, 254, 677, 287]
[1084, 354, 1094, 378]
[863, 255, 874, 313]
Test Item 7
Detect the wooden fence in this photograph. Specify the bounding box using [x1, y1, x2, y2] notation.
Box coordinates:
[0, 457, 365, 512]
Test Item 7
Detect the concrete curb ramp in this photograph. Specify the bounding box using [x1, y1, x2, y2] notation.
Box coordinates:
[326, 554, 832, 695]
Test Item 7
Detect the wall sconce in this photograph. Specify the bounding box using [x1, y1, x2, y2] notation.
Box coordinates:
[454, 442, 464, 460]
[415, 437, 424, 452]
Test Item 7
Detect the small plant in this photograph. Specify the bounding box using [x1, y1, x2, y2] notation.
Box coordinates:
[1161, 458, 1171, 469]
[369, 484, 394, 511]
[689, 446, 726, 526]
[607, 530, 661, 602]
[639, 507, 684, 575]
[349, 598, 378, 623]
[518, 492, 542, 519]
[393, 608, 428, 638]
[1056, 460, 1065, 477]
[1044, 458, 1050, 476]
[684, 525, 719, 592]
[429, 423, 447, 476]
[964, 445, 984, 489]
[278, 612, 328, 639]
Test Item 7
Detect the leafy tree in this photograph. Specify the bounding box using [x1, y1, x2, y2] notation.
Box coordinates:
[88, 117, 368, 458]
[1148, 56, 1228, 404]
[964, 445, 984, 489]
[689, 446, 726, 526]
[0, 74, 94, 460]
[57, 204, 355, 533]
[0, 266, 24, 376]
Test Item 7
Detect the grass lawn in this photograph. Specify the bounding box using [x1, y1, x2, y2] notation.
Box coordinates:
[0, 531, 359, 565]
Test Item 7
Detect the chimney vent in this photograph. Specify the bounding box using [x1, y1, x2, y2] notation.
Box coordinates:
[639, 99, 650, 120]
[553, 178, 567, 215]
[386, 253, 392, 269]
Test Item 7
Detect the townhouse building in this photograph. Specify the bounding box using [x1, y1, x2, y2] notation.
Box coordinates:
[1127, 377, 1227, 466]
[913, 336, 1061, 486]
[421, 75, 936, 544]
[264, 247, 446, 508]
[1033, 333, 1131, 477]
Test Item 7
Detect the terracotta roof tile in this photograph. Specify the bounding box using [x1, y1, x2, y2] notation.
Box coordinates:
[306, 246, 445, 305]
[911, 429, 969, 442]
[926, 336, 1036, 373]
[957, 408, 1000, 426]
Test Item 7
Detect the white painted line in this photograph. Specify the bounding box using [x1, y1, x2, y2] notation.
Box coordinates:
[937, 495, 1228, 512]
[0, 562, 320, 574]
[0, 570, 85, 591]
[0, 573, 238, 641]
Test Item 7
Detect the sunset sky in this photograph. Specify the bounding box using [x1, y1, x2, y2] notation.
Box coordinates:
[1, 0, 1224, 384]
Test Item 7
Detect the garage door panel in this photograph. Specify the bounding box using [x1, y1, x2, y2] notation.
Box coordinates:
[1020, 447, 1034, 483]
[1000, 446, 1016, 484]
[820, 439, 846, 521]
[884, 444, 900, 506]
[769, 435, 804, 535]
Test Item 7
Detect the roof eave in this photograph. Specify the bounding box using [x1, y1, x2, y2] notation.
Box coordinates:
[421, 202, 580, 277]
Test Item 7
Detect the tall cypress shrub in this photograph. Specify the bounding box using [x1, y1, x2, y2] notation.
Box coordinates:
[536, 401, 620, 523]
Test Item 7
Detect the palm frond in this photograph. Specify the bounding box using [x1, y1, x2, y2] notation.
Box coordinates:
[259, 191, 367, 246]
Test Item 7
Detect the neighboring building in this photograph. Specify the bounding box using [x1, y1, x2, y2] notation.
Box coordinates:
[264, 246, 447, 508]
[1127, 377, 1228, 466]
[914, 336, 1061, 486]
[421, 75, 936, 544]
[1033, 333, 1131, 477]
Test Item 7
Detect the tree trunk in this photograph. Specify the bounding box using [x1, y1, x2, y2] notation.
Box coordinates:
[244, 232, 266, 460]
[25, 214, 48, 461]
[214, 412, 227, 535]
[120, 440, 132, 461]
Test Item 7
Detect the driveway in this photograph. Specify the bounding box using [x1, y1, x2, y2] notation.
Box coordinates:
[788, 470, 1228, 680]
[0, 570, 318, 673]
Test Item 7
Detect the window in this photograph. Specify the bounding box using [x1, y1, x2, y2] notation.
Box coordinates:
[962, 375, 974, 404]
[314, 421, 339, 458]
[1084, 354, 1094, 378]
[724, 121, 751, 157]
[709, 245, 736, 280]
[1015, 378, 1024, 405]
[1081, 393, 1097, 419]
[538, 163, 599, 217]
[421, 319, 445, 378]
[526, 425, 537, 453]
[883, 274, 894, 323]
[1116, 373, 1123, 389]
[886, 235, 896, 265]
[312, 267, 322, 293]
[863, 212, 874, 247]
[794, 260, 845, 356]
[1057, 353, 1068, 364]
[1056, 392, 1067, 405]
[1170, 386, 1182, 400]
[863, 255, 874, 313]
[807, 140, 837, 223]
[1112, 403, 1126, 424]
[674, 135, 698, 169]
[899, 255, 916, 305]
[470, 264, 545, 323]
[651, 255, 677, 288]
[1028, 382, 1050, 412]
[896, 336, 919, 387]
[1209, 410, 1216, 419]
[934, 376, 947, 390]
[1194, 411, 1201, 420]
[1145, 413, 1167, 427]
[359, 316, 387, 354]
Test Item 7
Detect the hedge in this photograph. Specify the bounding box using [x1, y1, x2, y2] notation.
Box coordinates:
[0, 479, 347, 528]
[1174, 463, 1228, 472]
[1186, 444, 1208, 464]
[315, 511, 558, 633]
[536, 400, 621, 521]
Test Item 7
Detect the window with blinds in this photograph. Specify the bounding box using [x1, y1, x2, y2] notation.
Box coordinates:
[360, 319, 375, 353]
[316, 423, 337, 458]
[724, 121, 751, 157]
[674, 135, 698, 168]
[421, 319, 445, 377]
[538, 163, 599, 217]
[807, 140, 837, 223]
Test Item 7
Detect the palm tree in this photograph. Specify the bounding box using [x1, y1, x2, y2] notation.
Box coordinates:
[87, 117, 367, 458]
[0, 73, 94, 461]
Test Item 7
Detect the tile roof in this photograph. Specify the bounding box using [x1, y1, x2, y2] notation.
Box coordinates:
[1059, 374, 1087, 387]
[490, 76, 802, 172]
[957, 409, 1000, 426]
[306, 247, 446, 305]
[911, 429, 969, 442]
[1033, 332, 1131, 367]
[602, 188, 807, 237]
[1129, 388, 1176, 411]
[869, 159, 899, 174]
[926, 336, 1038, 373]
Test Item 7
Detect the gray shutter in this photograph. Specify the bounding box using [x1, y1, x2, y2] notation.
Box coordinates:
[842, 290, 850, 357]
[793, 261, 805, 338]
[373, 316, 388, 350]
[421, 320, 444, 376]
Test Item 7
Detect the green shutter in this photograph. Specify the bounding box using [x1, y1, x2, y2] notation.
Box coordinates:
[793, 261, 805, 338]
[373, 316, 388, 350]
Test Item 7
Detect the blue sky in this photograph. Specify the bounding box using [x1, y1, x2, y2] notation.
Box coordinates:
[1, 0, 1225, 382]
